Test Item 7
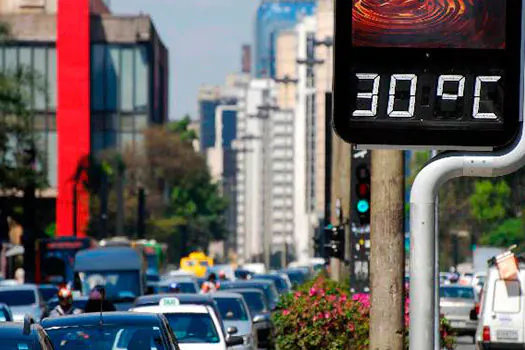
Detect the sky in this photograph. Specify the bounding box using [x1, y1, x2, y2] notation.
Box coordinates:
[110, 0, 259, 120]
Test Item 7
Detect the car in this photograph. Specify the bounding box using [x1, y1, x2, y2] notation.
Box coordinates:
[440, 285, 478, 341]
[234, 269, 254, 281]
[38, 284, 59, 303]
[219, 280, 280, 310]
[0, 315, 54, 349]
[46, 295, 89, 314]
[0, 303, 13, 322]
[133, 293, 228, 339]
[224, 288, 274, 350]
[212, 292, 257, 350]
[157, 277, 200, 294]
[252, 274, 291, 295]
[459, 272, 475, 286]
[42, 311, 180, 349]
[132, 300, 244, 350]
[472, 271, 487, 296]
[0, 284, 47, 322]
[207, 265, 235, 280]
[279, 269, 307, 289]
[475, 262, 525, 350]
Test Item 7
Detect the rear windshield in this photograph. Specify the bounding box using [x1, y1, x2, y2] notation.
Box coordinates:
[215, 298, 248, 321]
[240, 292, 267, 313]
[0, 290, 36, 306]
[493, 280, 521, 313]
[440, 287, 475, 299]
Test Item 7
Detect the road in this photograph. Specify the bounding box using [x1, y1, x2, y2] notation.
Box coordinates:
[456, 336, 475, 350]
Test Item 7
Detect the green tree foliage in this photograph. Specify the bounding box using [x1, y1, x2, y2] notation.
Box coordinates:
[478, 218, 523, 249]
[470, 180, 511, 226]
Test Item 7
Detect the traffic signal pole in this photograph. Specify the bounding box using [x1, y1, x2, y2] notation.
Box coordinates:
[410, 124, 525, 349]
[369, 150, 405, 349]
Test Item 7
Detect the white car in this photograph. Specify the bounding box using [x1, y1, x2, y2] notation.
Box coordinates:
[472, 271, 487, 296]
[131, 298, 244, 350]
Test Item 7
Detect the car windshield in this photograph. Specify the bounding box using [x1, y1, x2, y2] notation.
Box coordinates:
[78, 271, 140, 301]
[239, 292, 267, 313]
[0, 290, 36, 306]
[39, 286, 58, 302]
[285, 271, 306, 286]
[158, 282, 197, 294]
[164, 313, 220, 343]
[46, 325, 167, 350]
[440, 287, 475, 299]
[215, 298, 248, 321]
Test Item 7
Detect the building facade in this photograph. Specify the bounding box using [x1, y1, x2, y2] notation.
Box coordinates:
[255, 0, 316, 78]
[0, 0, 168, 235]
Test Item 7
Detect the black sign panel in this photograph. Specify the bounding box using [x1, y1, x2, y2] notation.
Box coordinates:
[333, 0, 524, 148]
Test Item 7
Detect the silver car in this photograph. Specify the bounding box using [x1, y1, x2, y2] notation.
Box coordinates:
[440, 285, 478, 342]
[0, 284, 47, 322]
[212, 292, 257, 350]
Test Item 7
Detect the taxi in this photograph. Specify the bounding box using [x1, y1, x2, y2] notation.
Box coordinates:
[131, 297, 244, 350]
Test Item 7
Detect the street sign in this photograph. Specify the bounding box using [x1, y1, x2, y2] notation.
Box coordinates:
[334, 0, 523, 149]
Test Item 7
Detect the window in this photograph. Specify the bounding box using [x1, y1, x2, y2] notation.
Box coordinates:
[164, 313, 220, 344]
[105, 45, 120, 111]
[48, 48, 56, 110]
[121, 48, 134, 111]
[46, 132, 57, 188]
[215, 298, 249, 321]
[33, 47, 46, 110]
[135, 46, 149, 112]
[0, 290, 36, 306]
[493, 280, 521, 313]
[92, 44, 105, 111]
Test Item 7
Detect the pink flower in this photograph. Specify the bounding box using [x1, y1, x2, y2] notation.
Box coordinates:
[348, 323, 355, 331]
[309, 287, 317, 296]
[282, 309, 290, 316]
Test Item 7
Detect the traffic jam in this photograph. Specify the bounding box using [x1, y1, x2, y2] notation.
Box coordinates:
[0, 237, 316, 349]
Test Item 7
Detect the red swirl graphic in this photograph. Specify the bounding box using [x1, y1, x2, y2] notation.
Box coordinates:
[352, 0, 506, 48]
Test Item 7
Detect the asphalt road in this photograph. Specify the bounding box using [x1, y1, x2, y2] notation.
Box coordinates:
[456, 336, 476, 350]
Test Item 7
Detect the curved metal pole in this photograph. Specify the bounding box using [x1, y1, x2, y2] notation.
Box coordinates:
[410, 122, 525, 349]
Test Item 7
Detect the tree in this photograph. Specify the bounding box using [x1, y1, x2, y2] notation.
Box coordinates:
[469, 180, 511, 232]
[478, 218, 523, 250]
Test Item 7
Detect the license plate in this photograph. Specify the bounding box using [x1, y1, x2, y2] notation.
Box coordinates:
[451, 321, 466, 328]
[497, 329, 519, 341]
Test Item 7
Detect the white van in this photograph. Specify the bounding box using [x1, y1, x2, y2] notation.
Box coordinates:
[475, 262, 525, 349]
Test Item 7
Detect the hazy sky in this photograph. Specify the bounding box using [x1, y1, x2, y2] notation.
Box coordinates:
[110, 0, 259, 120]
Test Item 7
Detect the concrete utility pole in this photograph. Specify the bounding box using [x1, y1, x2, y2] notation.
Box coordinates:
[370, 150, 405, 350]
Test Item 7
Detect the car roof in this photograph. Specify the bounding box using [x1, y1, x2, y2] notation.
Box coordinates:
[159, 278, 196, 285]
[211, 292, 243, 299]
[75, 247, 142, 271]
[440, 284, 474, 289]
[135, 293, 214, 306]
[254, 274, 281, 279]
[42, 312, 162, 328]
[221, 280, 272, 287]
[224, 288, 265, 295]
[0, 284, 38, 291]
[133, 304, 210, 315]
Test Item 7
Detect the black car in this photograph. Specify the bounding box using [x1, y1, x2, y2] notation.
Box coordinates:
[252, 274, 291, 295]
[134, 293, 227, 337]
[42, 312, 180, 349]
[220, 280, 280, 310]
[0, 315, 54, 349]
[227, 288, 275, 349]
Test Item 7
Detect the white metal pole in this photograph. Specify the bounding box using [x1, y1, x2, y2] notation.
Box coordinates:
[410, 121, 525, 349]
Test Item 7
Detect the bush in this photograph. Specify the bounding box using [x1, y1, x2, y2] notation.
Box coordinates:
[273, 276, 369, 350]
[273, 276, 456, 350]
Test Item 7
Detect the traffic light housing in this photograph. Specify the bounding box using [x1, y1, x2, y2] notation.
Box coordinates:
[324, 225, 345, 260]
[354, 161, 371, 225]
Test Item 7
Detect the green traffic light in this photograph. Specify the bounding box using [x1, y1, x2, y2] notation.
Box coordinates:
[357, 200, 370, 214]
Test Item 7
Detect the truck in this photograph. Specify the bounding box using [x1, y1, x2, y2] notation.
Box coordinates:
[74, 246, 146, 311]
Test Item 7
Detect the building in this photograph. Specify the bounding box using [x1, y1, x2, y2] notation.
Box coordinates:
[0, 0, 169, 236]
[198, 85, 222, 152]
[255, 0, 316, 78]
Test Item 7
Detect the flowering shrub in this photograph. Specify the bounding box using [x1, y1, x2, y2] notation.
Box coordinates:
[272, 276, 369, 350]
[273, 276, 456, 350]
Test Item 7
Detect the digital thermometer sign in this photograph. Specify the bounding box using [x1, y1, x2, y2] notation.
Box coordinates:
[333, 0, 524, 148]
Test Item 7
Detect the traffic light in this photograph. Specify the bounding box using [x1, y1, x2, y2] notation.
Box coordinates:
[324, 225, 345, 260]
[355, 163, 371, 225]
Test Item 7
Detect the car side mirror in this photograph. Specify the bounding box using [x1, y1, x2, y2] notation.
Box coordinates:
[253, 314, 265, 324]
[226, 335, 244, 347]
[227, 326, 238, 335]
[469, 309, 478, 321]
